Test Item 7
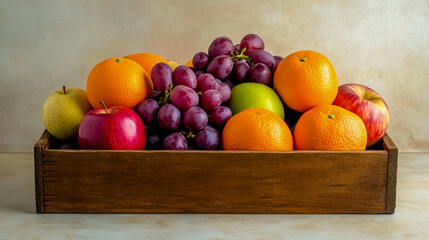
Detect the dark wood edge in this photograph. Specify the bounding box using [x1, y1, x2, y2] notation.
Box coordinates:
[382, 133, 398, 213]
[34, 129, 52, 213]
[34, 130, 51, 148]
[382, 133, 398, 151]
[40, 129, 389, 154]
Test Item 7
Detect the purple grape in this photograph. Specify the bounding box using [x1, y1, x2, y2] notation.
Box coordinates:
[224, 78, 236, 88]
[195, 70, 204, 79]
[151, 90, 160, 98]
[217, 83, 231, 103]
[183, 106, 208, 130]
[274, 55, 283, 71]
[59, 143, 76, 149]
[251, 50, 276, 71]
[250, 63, 272, 86]
[195, 127, 219, 150]
[204, 125, 216, 131]
[239, 33, 265, 55]
[146, 133, 162, 150]
[192, 52, 210, 70]
[197, 73, 218, 92]
[173, 65, 197, 89]
[234, 43, 241, 51]
[145, 126, 167, 150]
[135, 99, 160, 126]
[170, 85, 199, 110]
[201, 89, 222, 110]
[164, 133, 187, 150]
[158, 104, 181, 130]
[209, 106, 232, 127]
[151, 62, 173, 91]
[207, 55, 233, 79]
[208, 36, 234, 58]
[187, 142, 198, 150]
[232, 60, 250, 83]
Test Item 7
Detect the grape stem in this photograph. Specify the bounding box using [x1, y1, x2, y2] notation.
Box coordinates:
[230, 47, 252, 65]
[158, 84, 174, 105]
[179, 130, 195, 139]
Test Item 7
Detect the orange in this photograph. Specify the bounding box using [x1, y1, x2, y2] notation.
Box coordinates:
[124, 53, 168, 77]
[185, 59, 194, 67]
[222, 108, 293, 151]
[86, 57, 153, 109]
[293, 105, 367, 151]
[273, 50, 338, 112]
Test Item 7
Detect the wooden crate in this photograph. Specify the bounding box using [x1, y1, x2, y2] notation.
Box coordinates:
[34, 130, 398, 213]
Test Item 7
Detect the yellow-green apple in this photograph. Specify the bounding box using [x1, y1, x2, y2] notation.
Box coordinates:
[166, 60, 181, 71]
[228, 82, 285, 119]
[332, 83, 390, 148]
[42, 86, 92, 141]
[78, 101, 146, 150]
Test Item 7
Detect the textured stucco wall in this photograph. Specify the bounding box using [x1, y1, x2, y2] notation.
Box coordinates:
[1, 0, 428, 152]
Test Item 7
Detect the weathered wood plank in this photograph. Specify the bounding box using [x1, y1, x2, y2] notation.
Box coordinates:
[33, 130, 51, 213]
[382, 133, 398, 213]
[35, 130, 397, 214]
[42, 149, 388, 213]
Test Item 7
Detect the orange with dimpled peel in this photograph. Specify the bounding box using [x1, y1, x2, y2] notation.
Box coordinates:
[222, 108, 293, 151]
[273, 50, 338, 112]
[124, 53, 168, 78]
[86, 57, 153, 109]
[293, 105, 367, 151]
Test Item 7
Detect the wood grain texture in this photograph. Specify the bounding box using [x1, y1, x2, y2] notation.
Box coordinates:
[35, 130, 397, 214]
[33, 130, 51, 213]
[382, 134, 398, 213]
[41, 152, 386, 213]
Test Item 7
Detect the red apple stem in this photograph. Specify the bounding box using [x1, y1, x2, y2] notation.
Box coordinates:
[99, 100, 108, 114]
[63, 85, 66, 94]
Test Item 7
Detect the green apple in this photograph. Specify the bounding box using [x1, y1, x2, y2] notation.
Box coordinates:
[42, 86, 92, 141]
[228, 82, 285, 119]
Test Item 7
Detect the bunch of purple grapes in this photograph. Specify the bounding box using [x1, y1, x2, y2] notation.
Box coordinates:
[135, 62, 232, 150]
[192, 33, 283, 88]
[135, 33, 282, 150]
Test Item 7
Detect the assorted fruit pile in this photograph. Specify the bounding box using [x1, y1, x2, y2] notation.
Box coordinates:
[42, 33, 390, 151]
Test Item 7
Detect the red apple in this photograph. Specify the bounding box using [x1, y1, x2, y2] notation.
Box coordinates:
[333, 83, 390, 148]
[78, 102, 146, 150]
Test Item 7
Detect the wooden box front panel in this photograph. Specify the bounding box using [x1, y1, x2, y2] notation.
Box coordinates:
[34, 131, 397, 214]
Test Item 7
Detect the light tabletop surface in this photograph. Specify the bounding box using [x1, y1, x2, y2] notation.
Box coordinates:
[0, 152, 428, 240]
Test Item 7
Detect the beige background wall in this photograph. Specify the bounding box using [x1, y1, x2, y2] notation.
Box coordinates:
[1, 0, 428, 152]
